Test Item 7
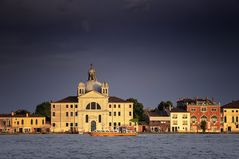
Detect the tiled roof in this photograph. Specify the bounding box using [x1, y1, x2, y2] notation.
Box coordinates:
[0, 114, 44, 118]
[53, 96, 78, 103]
[170, 107, 188, 113]
[222, 100, 239, 109]
[147, 110, 170, 117]
[108, 96, 131, 103]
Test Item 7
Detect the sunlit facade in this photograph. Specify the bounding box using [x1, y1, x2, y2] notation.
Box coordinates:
[51, 65, 135, 133]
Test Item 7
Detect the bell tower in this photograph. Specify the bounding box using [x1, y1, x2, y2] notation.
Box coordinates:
[101, 82, 109, 96]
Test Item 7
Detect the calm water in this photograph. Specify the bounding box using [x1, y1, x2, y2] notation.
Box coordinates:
[0, 134, 238, 159]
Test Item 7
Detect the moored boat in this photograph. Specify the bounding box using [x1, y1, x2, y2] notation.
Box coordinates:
[89, 127, 137, 137]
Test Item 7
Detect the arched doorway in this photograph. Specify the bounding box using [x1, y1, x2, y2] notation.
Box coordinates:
[91, 121, 96, 132]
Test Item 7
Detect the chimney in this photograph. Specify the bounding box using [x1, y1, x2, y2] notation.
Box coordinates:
[11, 112, 15, 116]
[26, 113, 29, 117]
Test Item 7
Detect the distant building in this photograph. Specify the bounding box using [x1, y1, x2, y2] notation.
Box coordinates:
[222, 101, 239, 133]
[51, 65, 135, 133]
[170, 108, 190, 132]
[0, 112, 47, 133]
[146, 110, 170, 133]
[177, 97, 221, 132]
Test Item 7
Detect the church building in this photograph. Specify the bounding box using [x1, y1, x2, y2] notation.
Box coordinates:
[51, 65, 134, 133]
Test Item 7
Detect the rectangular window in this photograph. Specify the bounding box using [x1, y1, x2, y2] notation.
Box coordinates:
[21, 120, 24, 125]
[52, 123, 56, 127]
[99, 115, 101, 123]
[109, 105, 111, 108]
[211, 108, 217, 112]
[118, 105, 120, 108]
[86, 115, 88, 123]
[53, 105, 55, 108]
[232, 110, 234, 113]
[66, 105, 68, 108]
[118, 122, 121, 126]
[191, 108, 196, 112]
[232, 116, 234, 123]
[31, 119, 33, 125]
[109, 122, 111, 126]
[114, 112, 116, 116]
[114, 105, 116, 108]
[129, 112, 132, 116]
[173, 120, 177, 125]
[236, 116, 238, 122]
[118, 112, 121, 116]
[71, 105, 73, 108]
[182, 114, 187, 119]
[42, 120, 44, 125]
[71, 112, 73, 116]
[75, 105, 78, 108]
[201, 107, 207, 112]
[183, 121, 188, 125]
[66, 123, 69, 127]
[236, 110, 238, 113]
[236, 125, 239, 128]
[70, 123, 73, 127]
[109, 112, 111, 116]
[172, 114, 177, 119]
[17, 121, 19, 125]
[114, 122, 117, 126]
[75, 112, 78, 116]
[66, 112, 69, 117]
[52, 112, 55, 117]
[224, 116, 227, 123]
[75, 123, 78, 127]
[224, 110, 227, 112]
[35, 119, 38, 125]
[129, 105, 132, 108]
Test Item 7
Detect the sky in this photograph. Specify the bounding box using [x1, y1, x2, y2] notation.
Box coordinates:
[0, 0, 239, 113]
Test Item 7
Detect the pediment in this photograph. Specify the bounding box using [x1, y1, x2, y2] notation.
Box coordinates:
[79, 90, 106, 99]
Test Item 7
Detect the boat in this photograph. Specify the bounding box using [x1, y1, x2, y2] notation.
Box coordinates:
[89, 127, 137, 137]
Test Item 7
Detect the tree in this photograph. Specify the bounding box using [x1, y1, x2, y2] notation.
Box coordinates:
[35, 102, 51, 122]
[157, 101, 173, 111]
[15, 109, 30, 115]
[126, 98, 144, 122]
[200, 120, 207, 133]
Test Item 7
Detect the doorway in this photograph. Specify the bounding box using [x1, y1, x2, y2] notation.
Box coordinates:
[91, 121, 96, 132]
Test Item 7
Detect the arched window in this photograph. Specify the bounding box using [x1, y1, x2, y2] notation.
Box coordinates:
[86, 103, 91, 109]
[191, 116, 197, 123]
[97, 103, 101, 109]
[86, 102, 101, 110]
[211, 116, 217, 123]
[201, 116, 207, 122]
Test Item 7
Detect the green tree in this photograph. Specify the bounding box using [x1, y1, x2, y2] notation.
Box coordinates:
[200, 120, 207, 133]
[158, 101, 173, 111]
[126, 98, 144, 122]
[15, 109, 30, 115]
[35, 102, 51, 122]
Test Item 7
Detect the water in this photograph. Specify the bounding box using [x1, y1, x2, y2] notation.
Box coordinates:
[0, 134, 238, 159]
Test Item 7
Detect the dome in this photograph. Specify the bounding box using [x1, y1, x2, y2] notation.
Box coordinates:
[85, 80, 102, 92]
[78, 82, 85, 87]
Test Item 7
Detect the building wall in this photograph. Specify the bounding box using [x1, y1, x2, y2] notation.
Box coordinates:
[0, 116, 46, 133]
[223, 108, 239, 132]
[170, 112, 190, 132]
[51, 92, 134, 133]
[187, 105, 221, 132]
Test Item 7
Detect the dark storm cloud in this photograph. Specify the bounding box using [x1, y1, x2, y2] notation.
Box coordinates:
[0, 0, 239, 112]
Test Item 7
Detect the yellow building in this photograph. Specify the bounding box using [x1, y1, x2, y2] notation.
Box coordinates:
[170, 108, 190, 132]
[0, 112, 47, 133]
[222, 101, 239, 133]
[51, 65, 134, 133]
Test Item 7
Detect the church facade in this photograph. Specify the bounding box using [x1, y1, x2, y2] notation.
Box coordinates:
[51, 65, 134, 133]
